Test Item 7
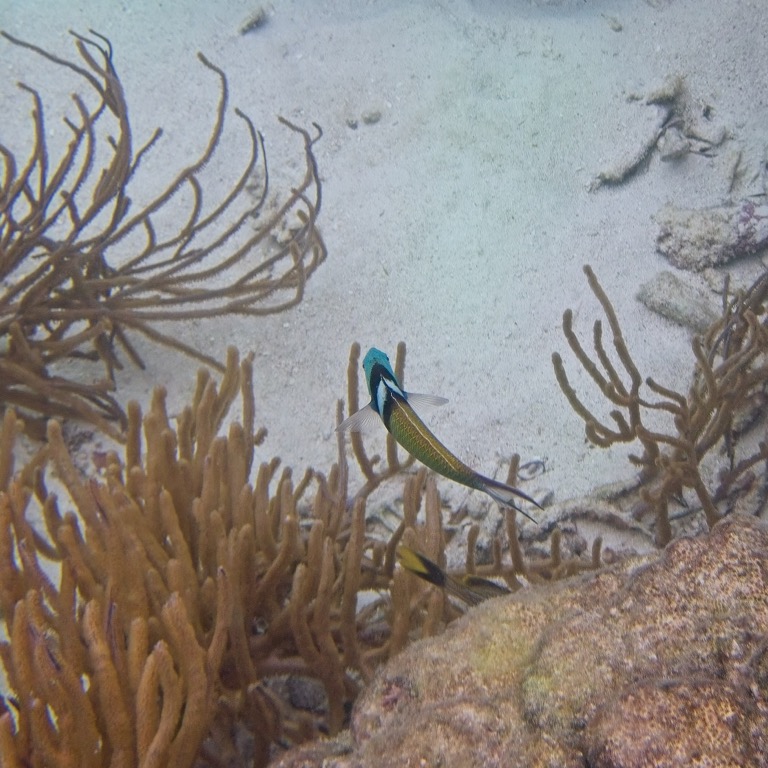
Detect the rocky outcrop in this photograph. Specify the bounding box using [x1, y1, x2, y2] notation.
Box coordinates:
[655, 201, 768, 271]
[273, 515, 768, 767]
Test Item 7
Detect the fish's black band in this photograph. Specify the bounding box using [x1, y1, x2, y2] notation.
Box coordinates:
[369, 361, 402, 427]
[407, 551, 447, 589]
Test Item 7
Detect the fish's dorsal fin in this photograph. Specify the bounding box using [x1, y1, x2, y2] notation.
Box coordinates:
[336, 404, 381, 432]
[404, 392, 449, 409]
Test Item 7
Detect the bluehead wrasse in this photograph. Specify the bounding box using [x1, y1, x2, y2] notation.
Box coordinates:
[397, 546, 510, 606]
[337, 347, 540, 521]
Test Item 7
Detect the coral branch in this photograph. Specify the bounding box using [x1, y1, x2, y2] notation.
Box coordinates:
[0, 32, 325, 436]
[554, 265, 768, 543]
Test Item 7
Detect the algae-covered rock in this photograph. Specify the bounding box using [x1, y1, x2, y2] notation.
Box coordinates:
[273, 515, 768, 767]
[636, 270, 721, 332]
[655, 201, 768, 271]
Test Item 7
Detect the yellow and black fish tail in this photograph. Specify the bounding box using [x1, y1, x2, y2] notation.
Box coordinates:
[397, 545, 449, 588]
[397, 546, 511, 606]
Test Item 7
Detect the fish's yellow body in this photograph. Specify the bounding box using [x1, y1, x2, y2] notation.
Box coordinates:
[338, 347, 540, 521]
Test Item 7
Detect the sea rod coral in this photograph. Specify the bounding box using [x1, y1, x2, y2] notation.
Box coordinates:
[0, 339, 592, 766]
[0, 343, 466, 766]
[0, 31, 325, 438]
[553, 265, 768, 544]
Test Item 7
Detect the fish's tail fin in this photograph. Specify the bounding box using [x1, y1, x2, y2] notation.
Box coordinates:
[478, 476, 541, 523]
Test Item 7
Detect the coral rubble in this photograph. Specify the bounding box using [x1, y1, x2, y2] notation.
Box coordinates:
[655, 200, 768, 271]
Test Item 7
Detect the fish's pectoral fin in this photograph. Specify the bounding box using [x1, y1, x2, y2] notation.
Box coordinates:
[404, 392, 449, 409]
[336, 404, 381, 432]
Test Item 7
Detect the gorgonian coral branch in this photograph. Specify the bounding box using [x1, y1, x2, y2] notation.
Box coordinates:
[0, 31, 326, 437]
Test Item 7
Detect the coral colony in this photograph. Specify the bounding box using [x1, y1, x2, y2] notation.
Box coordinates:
[1, 33, 767, 768]
[0, 31, 324, 438]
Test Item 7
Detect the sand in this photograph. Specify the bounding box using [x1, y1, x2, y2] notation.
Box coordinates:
[2, 0, 768, 512]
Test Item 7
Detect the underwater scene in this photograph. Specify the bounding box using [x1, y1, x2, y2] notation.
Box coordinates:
[1, 0, 767, 765]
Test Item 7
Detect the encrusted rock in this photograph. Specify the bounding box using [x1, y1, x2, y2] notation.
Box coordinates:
[636, 270, 720, 332]
[272, 515, 768, 767]
[655, 200, 768, 270]
[587, 679, 761, 767]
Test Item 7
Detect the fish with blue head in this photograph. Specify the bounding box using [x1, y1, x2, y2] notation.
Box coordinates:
[338, 347, 540, 522]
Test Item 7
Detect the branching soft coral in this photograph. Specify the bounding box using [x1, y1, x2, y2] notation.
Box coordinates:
[0, 344, 480, 767]
[553, 265, 768, 544]
[0, 31, 325, 438]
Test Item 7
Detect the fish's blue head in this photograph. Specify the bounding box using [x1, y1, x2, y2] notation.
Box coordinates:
[362, 347, 397, 397]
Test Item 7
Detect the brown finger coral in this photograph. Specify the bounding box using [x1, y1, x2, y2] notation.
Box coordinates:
[0, 343, 475, 767]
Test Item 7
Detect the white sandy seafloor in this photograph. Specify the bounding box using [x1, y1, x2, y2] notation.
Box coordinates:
[2, 0, 768, 534]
